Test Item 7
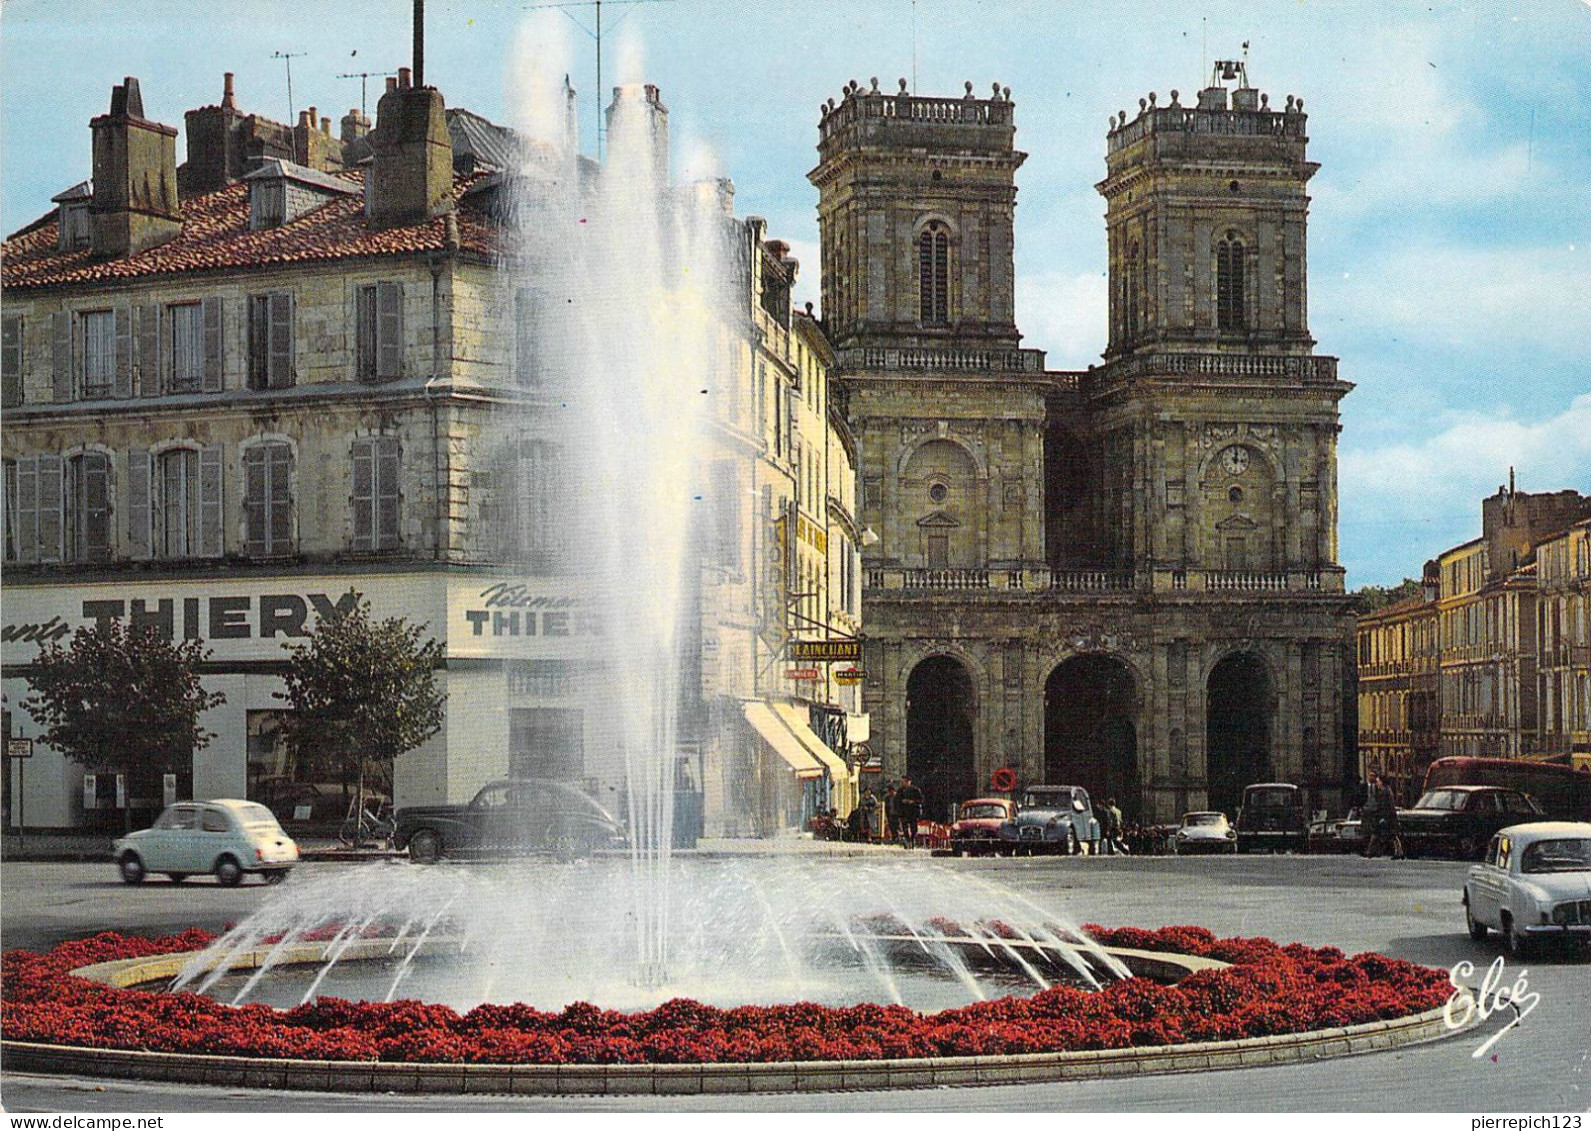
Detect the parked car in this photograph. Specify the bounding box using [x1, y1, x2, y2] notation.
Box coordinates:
[997, 785, 1098, 855]
[253, 778, 390, 827]
[1307, 809, 1366, 855]
[394, 779, 627, 863]
[948, 797, 1018, 856]
[114, 799, 298, 886]
[1235, 782, 1308, 853]
[1462, 821, 1591, 956]
[1399, 786, 1545, 860]
[1170, 811, 1238, 855]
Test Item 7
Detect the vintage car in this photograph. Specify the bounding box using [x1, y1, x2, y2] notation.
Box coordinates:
[1307, 809, 1366, 855]
[1170, 811, 1238, 855]
[1399, 786, 1545, 859]
[996, 785, 1098, 855]
[394, 779, 627, 863]
[1463, 821, 1591, 956]
[1235, 782, 1308, 853]
[948, 797, 1019, 856]
[114, 799, 298, 886]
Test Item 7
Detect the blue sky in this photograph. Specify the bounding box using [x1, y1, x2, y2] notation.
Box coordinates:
[3, 0, 1588, 586]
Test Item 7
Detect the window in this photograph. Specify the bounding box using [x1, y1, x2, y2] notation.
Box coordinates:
[248, 293, 294, 389]
[1123, 241, 1141, 339]
[1217, 234, 1246, 332]
[507, 660, 573, 697]
[81, 310, 115, 398]
[710, 459, 741, 572]
[926, 531, 949, 568]
[356, 282, 403, 382]
[514, 288, 540, 386]
[351, 436, 401, 551]
[2, 314, 21, 408]
[244, 442, 293, 557]
[168, 303, 204, 393]
[64, 452, 110, 563]
[498, 440, 566, 573]
[155, 447, 222, 559]
[918, 222, 950, 324]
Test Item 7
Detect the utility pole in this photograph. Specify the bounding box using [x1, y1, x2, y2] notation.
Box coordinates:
[271, 50, 308, 123]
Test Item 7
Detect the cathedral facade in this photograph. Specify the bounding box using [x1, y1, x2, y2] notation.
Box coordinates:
[812, 69, 1357, 824]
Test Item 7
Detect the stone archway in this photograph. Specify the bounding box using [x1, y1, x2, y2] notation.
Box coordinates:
[1044, 655, 1140, 820]
[1206, 652, 1272, 818]
[906, 656, 977, 823]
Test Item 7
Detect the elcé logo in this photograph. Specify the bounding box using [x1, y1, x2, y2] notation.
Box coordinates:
[1443, 955, 1540, 1059]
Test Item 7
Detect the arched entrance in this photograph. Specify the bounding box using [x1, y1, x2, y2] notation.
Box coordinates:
[1044, 656, 1140, 819]
[906, 656, 977, 823]
[1206, 652, 1272, 818]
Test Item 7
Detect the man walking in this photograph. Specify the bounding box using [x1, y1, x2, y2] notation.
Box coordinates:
[896, 776, 923, 849]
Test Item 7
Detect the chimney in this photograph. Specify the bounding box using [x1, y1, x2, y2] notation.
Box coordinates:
[90, 77, 181, 257]
[605, 83, 669, 186]
[221, 72, 237, 111]
[365, 77, 453, 228]
[180, 73, 247, 197]
[341, 107, 371, 144]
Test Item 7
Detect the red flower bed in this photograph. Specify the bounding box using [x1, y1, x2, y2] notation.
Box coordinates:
[0, 926, 1450, 1064]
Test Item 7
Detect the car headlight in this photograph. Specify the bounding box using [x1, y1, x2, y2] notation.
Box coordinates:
[1551, 903, 1578, 925]
[1226, 830, 1236, 838]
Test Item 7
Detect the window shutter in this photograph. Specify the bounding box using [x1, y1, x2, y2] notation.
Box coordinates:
[138, 304, 161, 397]
[202, 296, 224, 393]
[15, 456, 38, 563]
[35, 454, 63, 563]
[244, 445, 266, 556]
[126, 448, 152, 560]
[268, 292, 293, 389]
[198, 445, 223, 557]
[113, 307, 134, 399]
[376, 281, 402, 380]
[82, 452, 111, 562]
[376, 437, 401, 549]
[356, 286, 376, 381]
[1, 315, 21, 408]
[351, 439, 374, 550]
[51, 311, 73, 402]
[269, 443, 292, 553]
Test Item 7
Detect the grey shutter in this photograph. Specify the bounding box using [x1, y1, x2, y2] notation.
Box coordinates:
[201, 296, 224, 393]
[138, 304, 161, 396]
[376, 437, 400, 549]
[351, 439, 374, 550]
[82, 452, 110, 562]
[51, 311, 73, 402]
[35, 454, 63, 563]
[198, 445, 223, 557]
[15, 456, 38, 563]
[268, 292, 293, 389]
[126, 448, 152, 559]
[113, 307, 133, 399]
[1, 314, 21, 408]
[376, 281, 402, 380]
[269, 443, 292, 553]
[356, 287, 375, 381]
[244, 445, 266, 556]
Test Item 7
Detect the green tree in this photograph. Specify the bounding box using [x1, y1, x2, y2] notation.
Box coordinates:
[23, 620, 226, 816]
[276, 592, 446, 808]
[1352, 577, 1424, 614]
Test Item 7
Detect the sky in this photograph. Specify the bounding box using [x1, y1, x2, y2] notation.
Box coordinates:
[2, 0, 1587, 587]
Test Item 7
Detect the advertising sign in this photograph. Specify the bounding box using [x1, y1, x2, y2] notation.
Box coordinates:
[790, 640, 861, 663]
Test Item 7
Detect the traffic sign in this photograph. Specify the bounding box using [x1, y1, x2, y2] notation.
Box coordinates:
[6, 738, 33, 759]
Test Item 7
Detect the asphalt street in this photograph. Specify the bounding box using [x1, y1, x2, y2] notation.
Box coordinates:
[2, 852, 1587, 1113]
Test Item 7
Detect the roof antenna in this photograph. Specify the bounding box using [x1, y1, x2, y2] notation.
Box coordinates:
[336, 69, 398, 118]
[270, 51, 308, 123]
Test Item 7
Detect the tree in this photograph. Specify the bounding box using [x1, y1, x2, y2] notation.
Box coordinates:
[23, 620, 225, 815]
[276, 592, 446, 807]
[1352, 577, 1424, 615]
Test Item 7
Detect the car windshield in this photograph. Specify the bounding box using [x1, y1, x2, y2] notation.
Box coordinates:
[1519, 838, 1591, 874]
[1022, 790, 1069, 809]
[1414, 789, 1468, 811]
[1245, 789, 1296, 807]
[1184, 813, 1224, 827]
[237, 803, 282, 830]
[960, 804, 1007, 820]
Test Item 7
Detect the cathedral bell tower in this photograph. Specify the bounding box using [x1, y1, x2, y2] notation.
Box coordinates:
[1098, 60, 1317, 359]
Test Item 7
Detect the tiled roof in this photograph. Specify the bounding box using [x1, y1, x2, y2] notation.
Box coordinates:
[2, 170, 501, 292]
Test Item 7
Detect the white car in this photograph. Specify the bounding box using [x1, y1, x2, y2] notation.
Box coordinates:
[1463, 821, 1591, 956]
[1171, 811, 1238, 855]
[114, 799, 299, 886]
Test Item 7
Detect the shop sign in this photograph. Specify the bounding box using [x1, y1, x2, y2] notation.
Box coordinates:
[785, 668, 821, 680]
[790, 640, 861, 663]
[834, 668, 863, 685]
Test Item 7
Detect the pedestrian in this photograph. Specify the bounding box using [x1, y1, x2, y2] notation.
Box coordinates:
[883, 783, 899, 844]
[858, 789, 880, 842]
[1361, 772, 1401, 858]
[896, 775, 924, 849]
[1103, 797, 1126, 855]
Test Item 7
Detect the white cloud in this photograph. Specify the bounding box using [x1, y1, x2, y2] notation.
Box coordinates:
[1015, 270, 1108, 367]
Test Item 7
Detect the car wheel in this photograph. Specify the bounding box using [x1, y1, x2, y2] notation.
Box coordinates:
[214, 855, 244, 887]
[119, 853, 146, 885]
[167, 873, 187, 884]
[408, 829, 443, 865]
[1503, 914, 1531, 959]
[264, 869, 289, 885]
[1465, 897, 1488, 942]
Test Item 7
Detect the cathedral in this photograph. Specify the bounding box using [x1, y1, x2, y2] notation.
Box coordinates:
[814, 66, 1357, 824]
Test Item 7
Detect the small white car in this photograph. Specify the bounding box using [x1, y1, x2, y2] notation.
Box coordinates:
[1171, 811, 1239, 855]
[1463, 821, 1591, 956]
[114, 799, 299, 886]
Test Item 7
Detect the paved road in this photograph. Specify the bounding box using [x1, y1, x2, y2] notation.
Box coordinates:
[2, 854, 1587, 1112]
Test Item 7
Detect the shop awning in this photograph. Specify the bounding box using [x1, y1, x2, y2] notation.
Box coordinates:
[771, 702, 851, 781]
[743, 702, 824, 779]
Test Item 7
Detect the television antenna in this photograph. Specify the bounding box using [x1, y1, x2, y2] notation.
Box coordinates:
[270, 51, 308, 123]
[337, 69, 399, 118]
[523, 0, 676, 160]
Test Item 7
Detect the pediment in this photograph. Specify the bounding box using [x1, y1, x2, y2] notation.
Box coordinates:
[917, 511, 960, 529]
[1216, 514, 1258, 532]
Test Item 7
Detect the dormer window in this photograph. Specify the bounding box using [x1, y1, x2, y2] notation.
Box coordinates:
[50, 181, 93, 252]
[245, 160, 359, 231]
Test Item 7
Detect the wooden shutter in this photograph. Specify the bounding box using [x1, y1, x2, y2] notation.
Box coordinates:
[198, 445, 223, 557]
[51, 311, 73, 402]
[138, 304, 161, 396]
[201, 296, 224, 392]
[14, 456, 38, 563]
[376, 437, 401, 549]
[244, 445, 266, 555]
[267, 292, 293, 389]
[81, 452, 110, 562]
[126, 448, 152, 559]
[356, 286, 376, 381]
[34, 454, 63, 563]
[113, 307, 134, 398]
[1, 314, 21, 408]
[376, 281, 403, 380]
[268, 443, 292, 553]
[351, 439, 374, 550]
[244, 443, 292, 556]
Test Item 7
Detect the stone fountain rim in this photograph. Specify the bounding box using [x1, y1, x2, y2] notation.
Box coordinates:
[0, 939, 1472, 1095]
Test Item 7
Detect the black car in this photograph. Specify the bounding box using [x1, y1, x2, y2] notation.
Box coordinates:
[394, 779, 627, 863]
[1397, 785, 1545, 859]
[1235, 782, 1308, 853]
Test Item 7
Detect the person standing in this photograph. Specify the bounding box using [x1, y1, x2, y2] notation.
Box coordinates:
[883, 783, 900, 845]
[1103, 797, 1125, 855]
[896, 776, 924, 849]
[1362, 771, 1397, 858]
[858, 789, 880, 842]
